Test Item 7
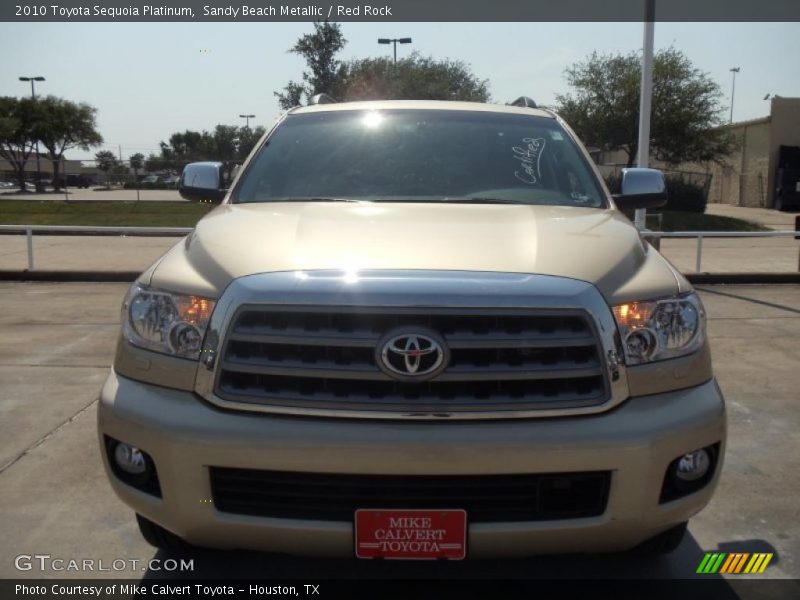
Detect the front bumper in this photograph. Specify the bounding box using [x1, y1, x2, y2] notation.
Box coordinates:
[98, 371, 726, 557]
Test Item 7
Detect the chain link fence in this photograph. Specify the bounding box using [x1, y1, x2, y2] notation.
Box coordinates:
[597, 163, 714, 215]
[598, 164, 712, 194]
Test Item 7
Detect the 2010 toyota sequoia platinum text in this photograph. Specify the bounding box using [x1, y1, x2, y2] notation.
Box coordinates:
[98, 98, 726, 559]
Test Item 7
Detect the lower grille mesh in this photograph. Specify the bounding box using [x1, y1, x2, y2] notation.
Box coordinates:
[209, 468, 611, 523]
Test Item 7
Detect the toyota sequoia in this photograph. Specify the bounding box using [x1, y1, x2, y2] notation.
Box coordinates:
[98, 98, 726, 559]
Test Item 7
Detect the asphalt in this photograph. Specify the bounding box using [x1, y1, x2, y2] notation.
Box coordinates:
[0, 282, 798, 583]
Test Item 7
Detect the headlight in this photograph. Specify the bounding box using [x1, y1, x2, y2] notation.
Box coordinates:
[612, 293, 705, 365]
[122, 282, 216, 360]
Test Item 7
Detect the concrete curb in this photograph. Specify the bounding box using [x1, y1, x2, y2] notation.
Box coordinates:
[0, 270, 141, 282]
[1, 271, 799, 284]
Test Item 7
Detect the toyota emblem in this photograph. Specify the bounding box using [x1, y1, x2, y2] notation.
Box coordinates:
[376, 327, 449, 381]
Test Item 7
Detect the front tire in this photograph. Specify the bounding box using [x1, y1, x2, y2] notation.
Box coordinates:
[136, 514, 195, 553]
[636, 522, 688, 555]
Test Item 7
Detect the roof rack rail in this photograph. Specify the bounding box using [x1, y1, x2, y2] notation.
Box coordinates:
[508, 96, 538, 108]
[308, 93, 337, 105]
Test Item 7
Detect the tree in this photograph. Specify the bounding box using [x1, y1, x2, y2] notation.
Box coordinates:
[343, 54, 490, 102]
[129, 152, 144, 182]
[95, 150, 118, 188]
[145, 144, 176, 173]
[556, 48, 734, 167]
[150, 124, 267, 179]
[237, 125, 266, 160]
[276, 81, 305, 111]
[111, 162, 129, 187]
[35, 96, 103, 190]
[275, 23, 490, 108]
[167, 130, 210, 162]
[275, 21, 347, 109]
[0, 96, 40, 191]
[210, 125, 239, 163]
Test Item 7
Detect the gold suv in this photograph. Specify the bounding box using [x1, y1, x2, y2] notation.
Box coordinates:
[98, 99, 725, 560]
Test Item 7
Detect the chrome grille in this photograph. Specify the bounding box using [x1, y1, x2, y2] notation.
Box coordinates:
[213, 307, 610, 414]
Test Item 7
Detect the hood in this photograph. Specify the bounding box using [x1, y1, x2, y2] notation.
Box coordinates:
[147, 202, 685, 304]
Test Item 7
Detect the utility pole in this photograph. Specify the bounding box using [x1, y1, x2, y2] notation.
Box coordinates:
[377, 37, 412, 64]
[239, 114, 255, 128]
[635, 0, 655, 230]
[18, 76, 45, 191]
[729, 67, 741, 123]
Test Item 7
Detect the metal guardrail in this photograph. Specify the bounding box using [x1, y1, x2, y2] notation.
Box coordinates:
[0, 225, 193, 270]
[0, 225, 796, 273]
[0, 225, 193, 235]
[642, 230, 797, 273]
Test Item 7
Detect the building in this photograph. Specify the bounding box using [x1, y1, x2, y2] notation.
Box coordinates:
[0, 153, 105, 185]
[1, 153, 81, 181]
[595, 96, 800, 209]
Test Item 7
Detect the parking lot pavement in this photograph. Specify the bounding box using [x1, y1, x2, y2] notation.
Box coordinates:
[0, 283, 798, 581]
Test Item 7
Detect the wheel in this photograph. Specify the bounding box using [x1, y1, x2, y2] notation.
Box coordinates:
[636, 522, 688, 555]
[136, 514, 195, 553]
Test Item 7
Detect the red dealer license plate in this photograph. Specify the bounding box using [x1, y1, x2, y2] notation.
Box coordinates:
[355, 509, 467, 560]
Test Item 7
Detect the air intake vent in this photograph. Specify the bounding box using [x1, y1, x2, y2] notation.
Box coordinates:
[210, 468, 611, 523]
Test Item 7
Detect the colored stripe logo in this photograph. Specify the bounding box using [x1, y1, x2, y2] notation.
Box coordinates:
[697, 552, 773, 574]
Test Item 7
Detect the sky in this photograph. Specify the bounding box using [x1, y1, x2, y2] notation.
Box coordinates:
[1, 21, 798, 160]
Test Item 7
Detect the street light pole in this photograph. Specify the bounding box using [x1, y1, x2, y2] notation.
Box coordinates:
[239, 114, 255, 128]
[634, 0, 655, 230]
[377, 37, 412, 65]
[729, 67, 740, 123]
[18, 76, 45, 192]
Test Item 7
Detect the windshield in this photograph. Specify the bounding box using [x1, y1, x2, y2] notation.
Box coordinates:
[234, 109, 606, 207]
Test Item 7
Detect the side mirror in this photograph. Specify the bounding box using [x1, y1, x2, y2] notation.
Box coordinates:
[179, 162, 226, 203]
[613, 168, 668, 210]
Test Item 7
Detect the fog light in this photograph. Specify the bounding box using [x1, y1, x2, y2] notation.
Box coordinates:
[114, 442, 147, 475]
[105, 436, 161, 497]
[661, 443, 719, 503]
[674, 449, 710, 482]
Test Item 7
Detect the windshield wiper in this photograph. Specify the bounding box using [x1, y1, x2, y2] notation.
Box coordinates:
[254, 197, 532, 204]
[266, 197, 363, 203]
[438, 197, 532, 205]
